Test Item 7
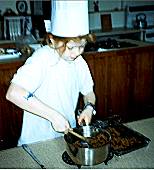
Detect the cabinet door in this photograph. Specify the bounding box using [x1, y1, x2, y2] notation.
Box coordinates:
[106, 51, 130, 120]
[84, 51, 130, 121]
[128, 47, 154, 119]
[0, 63, 23, 150]
[134, 48, 153, 104]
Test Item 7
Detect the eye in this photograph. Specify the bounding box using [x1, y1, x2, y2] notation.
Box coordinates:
[66, 44, 74, 50]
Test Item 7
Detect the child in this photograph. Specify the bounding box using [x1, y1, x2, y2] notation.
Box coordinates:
[6, 0, 96, 145]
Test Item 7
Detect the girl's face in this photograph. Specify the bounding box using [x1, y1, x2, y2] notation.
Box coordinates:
[59, 39, 87, 62]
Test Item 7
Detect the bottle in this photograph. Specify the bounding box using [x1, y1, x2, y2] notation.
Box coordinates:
[93, 1, 99, 12]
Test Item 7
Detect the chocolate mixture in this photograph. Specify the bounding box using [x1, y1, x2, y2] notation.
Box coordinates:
[73, 132, 109, 148]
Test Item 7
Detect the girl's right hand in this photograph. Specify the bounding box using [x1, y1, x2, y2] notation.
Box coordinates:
[51, 113, 70, 132]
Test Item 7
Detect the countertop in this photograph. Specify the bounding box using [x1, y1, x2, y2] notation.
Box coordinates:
[91, 27, 142, 37]
[0, 117, 154, 169]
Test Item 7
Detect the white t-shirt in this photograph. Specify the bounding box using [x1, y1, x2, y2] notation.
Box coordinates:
[11, 45, 94, 145]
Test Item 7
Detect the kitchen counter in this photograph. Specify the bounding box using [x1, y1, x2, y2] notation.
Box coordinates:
[84, 38, 154, 53]
[0, 40, 14, 45]
[91, 27, 142, 37]
[0, 117, 154, 169]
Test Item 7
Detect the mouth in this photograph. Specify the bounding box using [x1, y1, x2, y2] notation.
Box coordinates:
[70, 53, 81, 60]
[63, 56, 74, 62]
[69, 56, 76, 60]
[62, 53, 80, 62]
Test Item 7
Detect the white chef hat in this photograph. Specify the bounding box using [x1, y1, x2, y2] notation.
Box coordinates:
[51, 0, 89, 37]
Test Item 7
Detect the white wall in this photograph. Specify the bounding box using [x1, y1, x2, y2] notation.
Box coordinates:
[89, 0, 122, 12]
[89, 0, 154, 30]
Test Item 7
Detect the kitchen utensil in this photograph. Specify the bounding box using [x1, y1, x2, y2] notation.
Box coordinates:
[22, 144, 46, 169]
[64, 125, 111, 166]
[67, 128, 92, 147]
[135, 13, 147, 29]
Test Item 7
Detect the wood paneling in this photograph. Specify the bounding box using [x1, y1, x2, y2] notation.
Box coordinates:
[84, 45, 154, 122]
[0, 61, 23, 150]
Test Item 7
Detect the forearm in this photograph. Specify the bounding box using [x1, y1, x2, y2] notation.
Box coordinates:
[6, 83, 58, 122]
[77, 91, 96, 125]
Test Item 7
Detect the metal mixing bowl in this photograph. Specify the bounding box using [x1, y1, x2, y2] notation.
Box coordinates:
[64, 126, 111, 166]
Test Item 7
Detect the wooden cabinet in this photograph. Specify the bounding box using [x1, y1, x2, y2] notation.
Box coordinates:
[127, 47, 154, 120]
[0, 43, 16, 49]
[0, 61, 23, 150]
[83, 45, 154, 122]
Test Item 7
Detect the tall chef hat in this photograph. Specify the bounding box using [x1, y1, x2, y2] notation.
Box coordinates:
[51, 0, 89, 37]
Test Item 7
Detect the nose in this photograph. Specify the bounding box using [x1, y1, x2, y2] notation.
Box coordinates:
[74, 46, 84, 56]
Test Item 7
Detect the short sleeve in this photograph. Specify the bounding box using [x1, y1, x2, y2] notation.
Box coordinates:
[11, 48, 47, 93]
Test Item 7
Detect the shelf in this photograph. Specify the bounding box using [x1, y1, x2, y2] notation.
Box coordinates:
[89, 9, 125, 14]
[90, 28, 142, 37]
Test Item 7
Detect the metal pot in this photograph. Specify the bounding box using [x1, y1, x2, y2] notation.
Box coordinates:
[64, 126, 111, 166]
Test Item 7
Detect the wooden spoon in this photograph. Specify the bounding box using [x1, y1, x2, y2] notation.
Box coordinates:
[67, 128, 91, 145]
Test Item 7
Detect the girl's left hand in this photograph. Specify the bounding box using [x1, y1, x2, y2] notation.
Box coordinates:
[77, 108, 93, 126]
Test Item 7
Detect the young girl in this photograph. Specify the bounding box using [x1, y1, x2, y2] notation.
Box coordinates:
[6, 32, 96, 145]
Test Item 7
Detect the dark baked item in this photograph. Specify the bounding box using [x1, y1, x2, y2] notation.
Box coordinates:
[106, 126, 142, 151]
